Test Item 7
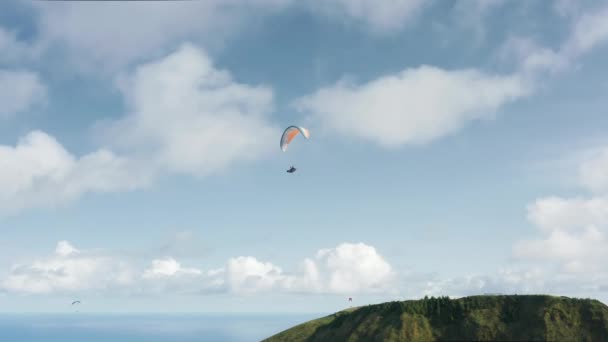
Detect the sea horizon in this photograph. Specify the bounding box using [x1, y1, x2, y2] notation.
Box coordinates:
[0, 312, 325, 341]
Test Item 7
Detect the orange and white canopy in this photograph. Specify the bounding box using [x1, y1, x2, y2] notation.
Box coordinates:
[280, 126, 310, 152]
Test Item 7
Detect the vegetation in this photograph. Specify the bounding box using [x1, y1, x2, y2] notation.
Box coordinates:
[264, 295, 608, 341]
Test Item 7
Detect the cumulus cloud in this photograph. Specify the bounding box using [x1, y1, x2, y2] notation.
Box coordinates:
[2, 241, 133, 295]
[310, 242, 395, 294]
[506, 128, 608, 299]
[0, 43, 279, 215]
[223, 243, 395, 295]
[103, 43, 278, 177]
[1, 241, 395, 296]
[226, 256, 295, 294]
[526, 196, 608, 233]
[298, 3, 608, 149]
[306, 0, 426, 34]
[512, 147, 608, 289]
[514, 227, 608, 270]
[0, 131, 152, 215]
[143, 258, 202, 279]
[56, 240, 79, 257]
[0, 69, 47, 118]
[1, 241, 218, 296]
[3, 239, 605, 300]
[296, 66, 529, 147]
[220, 242, 396, 295]
[140, 258, 218, 295]
[426, 139, 608, 300]
[517, 196, 608, 275]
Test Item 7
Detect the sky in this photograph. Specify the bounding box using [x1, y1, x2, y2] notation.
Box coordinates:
[0, 0, 608, 313]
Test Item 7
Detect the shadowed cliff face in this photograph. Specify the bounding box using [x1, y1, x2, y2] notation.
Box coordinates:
[264, 295, 608, 342]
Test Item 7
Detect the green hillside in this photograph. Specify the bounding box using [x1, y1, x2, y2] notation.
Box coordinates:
[264, 295, 608, 341]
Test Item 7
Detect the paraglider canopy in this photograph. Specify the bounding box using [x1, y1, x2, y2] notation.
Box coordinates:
[72, 300, 81, 305]
[280, 126, 310, 152]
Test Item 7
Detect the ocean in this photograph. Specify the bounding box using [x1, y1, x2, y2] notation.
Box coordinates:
[0, 313, 322, 341]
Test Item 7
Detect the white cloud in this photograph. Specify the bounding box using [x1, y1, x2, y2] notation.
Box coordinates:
[0, 131, 152, 215]
[510, 134, 608, 299]
[55, 241, 79, 257]
[515, 193, 608, 282]
[526, 196, 608, 232]
[0, 69, 47, 118]
[306, 0, 426, 34]
[1, 241, 218, 296]
[514, 227, 608, 267]
[296, 66, 530, 147]
[312, 242, 395, 294]
[0, 43, 278, 215]
[142, 258, 202, 279]
[414, 138, 608, 300]
[517, 194, 608, 276]
[1, 241, 395, 296]
[103, 43, 278, 177]
[298, 3, 608, 150]
[30, 1, 291, 72]
[2, 241, 133, 295]
[3, 239, 606, 300]
[218, 242, 395, 295]
[226, 256, 295, 294]
[139, 258, 213, 294]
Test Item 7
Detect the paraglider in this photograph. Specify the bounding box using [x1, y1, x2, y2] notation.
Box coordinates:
[72, 300, 81, 313]
[280, 126, 310, 152]
[280, 126, 310, 173]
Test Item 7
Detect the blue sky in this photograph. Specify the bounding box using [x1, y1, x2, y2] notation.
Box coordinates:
[1, 0, 608, 313]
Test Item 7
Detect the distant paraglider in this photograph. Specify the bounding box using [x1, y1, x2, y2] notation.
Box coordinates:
[72, 300, 81, 313]
[280, 126, 310, 173]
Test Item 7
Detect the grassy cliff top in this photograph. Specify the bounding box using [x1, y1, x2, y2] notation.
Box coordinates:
[264, 295, 608, 342]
